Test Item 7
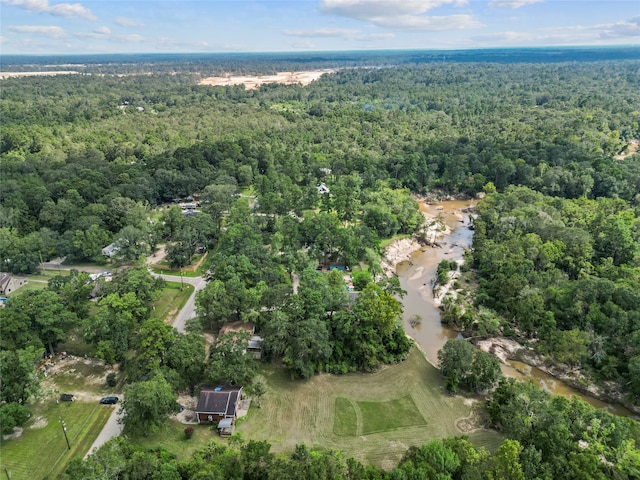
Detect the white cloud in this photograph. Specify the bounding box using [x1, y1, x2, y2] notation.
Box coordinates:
[117, 34, 145, 43]
[282, 27, 395, 41]
[8, 24, 65, 38]
[2, 0, 96, 20]
[320, 0, 467, 19]
[319, 0, 481, 32]
[488, 0, 543, 8]
[114, 16, 142, 27]
[371, 14, 481, 31]
[291, 40, 317, 49]
[93, 26, 111, 35]
[473, 17, 640, 45]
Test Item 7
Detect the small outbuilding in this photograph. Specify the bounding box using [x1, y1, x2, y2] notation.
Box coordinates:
[219, 322, 263, 359]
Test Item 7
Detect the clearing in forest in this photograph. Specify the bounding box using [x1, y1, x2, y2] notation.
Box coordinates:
[198, 69, 335, 89]
[235, 347, 502, 469]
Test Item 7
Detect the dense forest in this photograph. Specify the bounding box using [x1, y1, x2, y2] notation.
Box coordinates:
[1, 51, 639, 477]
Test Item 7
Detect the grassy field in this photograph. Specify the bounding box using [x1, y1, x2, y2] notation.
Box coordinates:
[131, 418, 216, 461]
[151, 282, 194, 324]
[134, 347, 502, 469]
[235, 347, 502, 468]
[0, 399, 113, 480]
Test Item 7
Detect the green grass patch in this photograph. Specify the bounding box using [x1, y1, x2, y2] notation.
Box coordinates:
[6, 280, 47, 296]
[333, 397, 358, 436]
[152, 267, 202, 278]
[239, 186, 256, 196]
[0, 400, 112, 480]
[131, 419, 217, 461]
[379, 234, 411, 249]
[151, 282, 194, 323]
[358, 395, 427, 435]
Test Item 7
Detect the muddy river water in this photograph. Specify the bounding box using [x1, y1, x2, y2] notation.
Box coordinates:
[396, 200, 635, 418]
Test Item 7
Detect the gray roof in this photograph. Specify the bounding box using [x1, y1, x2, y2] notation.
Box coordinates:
[102, 242, 119, 257]
[247, 336, 263, 350]
[195, 386, 242, 417]
[217, 418, 233, 428]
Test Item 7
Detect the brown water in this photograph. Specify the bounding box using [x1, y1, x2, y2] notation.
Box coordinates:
[397, 200, 637, 419]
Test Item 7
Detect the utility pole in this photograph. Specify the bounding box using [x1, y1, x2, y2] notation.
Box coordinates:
[59, 418, 70, 450]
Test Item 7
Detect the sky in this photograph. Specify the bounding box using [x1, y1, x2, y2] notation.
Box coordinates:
[0, 0, 639, 55]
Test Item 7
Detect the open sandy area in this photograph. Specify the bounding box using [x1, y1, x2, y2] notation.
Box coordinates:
[0, 71, 79, 79]
[199, 69, 336, 89]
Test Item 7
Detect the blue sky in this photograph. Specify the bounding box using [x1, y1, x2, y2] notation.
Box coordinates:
[1, 0, 638, 54]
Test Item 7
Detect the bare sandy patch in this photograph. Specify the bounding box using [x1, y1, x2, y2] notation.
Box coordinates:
[199, 69, 336, 89]
[614, 139, 639, 160]
[0, 71, 79, 79]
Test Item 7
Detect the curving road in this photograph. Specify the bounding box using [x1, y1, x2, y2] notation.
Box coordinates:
[85, 270, 207, 457]
[84, 403, 124, 458]
[152, 273, 208, 333]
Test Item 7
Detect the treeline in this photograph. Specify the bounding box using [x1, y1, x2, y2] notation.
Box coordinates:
[468, 187, 640, 400]
[62, 379, 640, 480]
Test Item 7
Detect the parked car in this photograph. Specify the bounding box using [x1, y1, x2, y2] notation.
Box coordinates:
[60, 393, 75, 402]
[100, 396, 119, 404]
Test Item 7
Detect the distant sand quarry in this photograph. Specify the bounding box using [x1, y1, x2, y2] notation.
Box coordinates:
[199, 69, 336, 89]
[0, 71, 79, 79]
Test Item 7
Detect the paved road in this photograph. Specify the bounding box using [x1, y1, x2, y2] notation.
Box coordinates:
[39, 257, 112, 275]
[84, 403, 124, 458]
[152, 273, 208, 333]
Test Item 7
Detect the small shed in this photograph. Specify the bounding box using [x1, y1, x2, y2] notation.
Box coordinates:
[247, 335, 264, 359]
[316, 183, 330, 194]
[195, 386, 243, 425]
[219, 322, 263, 359]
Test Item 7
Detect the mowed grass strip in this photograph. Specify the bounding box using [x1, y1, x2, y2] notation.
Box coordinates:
[151, 282, 194, 323]
[333, 397, 358, 436]
[0, 401, 112, 480]
[358, 395, 427, 435]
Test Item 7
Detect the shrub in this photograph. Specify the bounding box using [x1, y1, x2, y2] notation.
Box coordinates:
[0, 403, 31, 434]
[106, 372, 117, 387]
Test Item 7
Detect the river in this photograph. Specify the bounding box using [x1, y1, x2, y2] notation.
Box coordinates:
[396, 199, 636, 418]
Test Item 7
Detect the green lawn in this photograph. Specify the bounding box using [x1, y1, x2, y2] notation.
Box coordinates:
[6, 280, 48, 296]
[235, 347, 501, 467]
[0, 400, 113, 480]
[333, 397, 358, 436]
[131, 418, 216, 461]
[358, 395, 427, 434]
[151, 282, 194, 323]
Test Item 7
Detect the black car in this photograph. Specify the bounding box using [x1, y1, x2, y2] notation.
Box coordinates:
[100, 396, 119, 404]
